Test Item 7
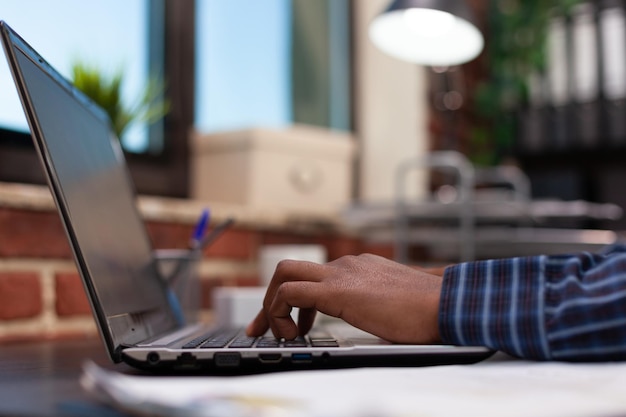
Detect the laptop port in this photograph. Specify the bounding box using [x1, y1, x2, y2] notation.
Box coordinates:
[147, 352, 160, 365]
[176, 352, 197, 368]
[214, 352, 241, 367]
[258, 353, 282, 364]
[291, 353, 313, 363]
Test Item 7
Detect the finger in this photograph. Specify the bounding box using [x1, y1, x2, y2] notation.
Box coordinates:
[245, 309, 269, 337]
[248, 260, 330, 339]
[263, 260, 327, 301]
[297, 307, 317, 336]
[247, 261, 327, 338]
[261, 259, 327, 318]
[272, 259, 328, 284]
[267, 281, 324, 340]
[247, 307, 318, 338]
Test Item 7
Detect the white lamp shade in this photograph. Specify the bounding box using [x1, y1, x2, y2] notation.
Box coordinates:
[369, 5, 484, 66]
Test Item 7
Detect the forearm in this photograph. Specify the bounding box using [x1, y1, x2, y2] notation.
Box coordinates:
[439, 245, 626, 361]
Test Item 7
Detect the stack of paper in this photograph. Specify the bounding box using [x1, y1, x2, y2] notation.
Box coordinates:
[81, 355, 626, 417]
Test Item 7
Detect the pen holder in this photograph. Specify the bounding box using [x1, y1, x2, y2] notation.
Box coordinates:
[154, 249, 201, 324]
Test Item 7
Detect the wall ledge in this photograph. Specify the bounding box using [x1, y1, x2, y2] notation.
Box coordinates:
[0, 181, 349, 234]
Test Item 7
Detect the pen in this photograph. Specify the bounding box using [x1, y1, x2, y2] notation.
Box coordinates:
[171, 216, 235, 285]
[167, 216, 235, 287]
[190, 208, 210, 249]
[195, 217, 235, 252]
[166, 217, 235, 285]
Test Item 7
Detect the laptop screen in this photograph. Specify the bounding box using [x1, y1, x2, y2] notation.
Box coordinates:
[2, 23, 177, 356]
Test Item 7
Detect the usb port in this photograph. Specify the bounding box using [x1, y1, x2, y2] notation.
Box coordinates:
[291, 353, 313, 363]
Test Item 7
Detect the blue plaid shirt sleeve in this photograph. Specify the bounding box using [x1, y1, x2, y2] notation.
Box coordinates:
[439, 244, 626, 361]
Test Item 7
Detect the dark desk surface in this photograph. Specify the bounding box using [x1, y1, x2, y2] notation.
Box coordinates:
[0, 338, 133, 417]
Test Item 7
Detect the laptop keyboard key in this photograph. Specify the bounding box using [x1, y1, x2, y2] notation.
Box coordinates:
[183, 328, 241, 349]
[228, 336, 257, 348]
[182, 337, 208, 349]
[201, 340, 230, 348]
[284, 336, 308, 348]
[256, 337, 280, 348]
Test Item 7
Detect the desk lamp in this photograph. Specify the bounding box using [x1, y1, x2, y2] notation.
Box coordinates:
[369, 0, 484, 66]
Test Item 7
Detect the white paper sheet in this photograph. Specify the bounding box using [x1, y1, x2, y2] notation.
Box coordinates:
[81, 354, 626, 417]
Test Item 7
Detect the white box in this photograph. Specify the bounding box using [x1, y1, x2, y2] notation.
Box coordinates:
[213, 287, 300, 328]
[258, 244, 327, 286]
[190, 125, 355, 214]
[213, 287, 266, 328]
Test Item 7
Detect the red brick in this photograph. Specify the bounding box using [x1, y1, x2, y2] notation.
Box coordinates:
[146, 221, 193, 249]
[146, 222, 258, 260]
[203, 229, 257, 260]
[55, 273, 91, 317]
[360, 242, 395, 260]
[319, 236, 395, 261]
[232, 275, 260, 287]
[260, 232, 324, 246]
[0, 208, 72, 258]
[0, 272, 42, 320]
[323, 236, 362, 260]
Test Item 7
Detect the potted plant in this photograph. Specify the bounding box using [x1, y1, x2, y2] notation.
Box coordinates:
[71, 61, 170, 142]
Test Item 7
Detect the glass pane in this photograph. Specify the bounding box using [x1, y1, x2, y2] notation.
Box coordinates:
[195, 0, 292, 133]
[0, 0, 151, 152]
[195, 0, 351, 134]
[291, 0, 351, 131]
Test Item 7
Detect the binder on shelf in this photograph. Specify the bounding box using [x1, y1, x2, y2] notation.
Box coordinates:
[571, 2, 600, 148]
[518, 72, 546, 153]
[599, 0, 626, 145]
[517, 106, 545, 154]
[546, 12, 571, 150]
[517, 1, 626, 153]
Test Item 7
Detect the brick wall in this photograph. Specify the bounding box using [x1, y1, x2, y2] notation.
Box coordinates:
[0, 185, 392, 343]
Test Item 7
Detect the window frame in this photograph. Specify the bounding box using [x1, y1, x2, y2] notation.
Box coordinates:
[0, 0, 195, 198]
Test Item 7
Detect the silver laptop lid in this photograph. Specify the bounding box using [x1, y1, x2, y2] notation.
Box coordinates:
[0, 21, 178, 362]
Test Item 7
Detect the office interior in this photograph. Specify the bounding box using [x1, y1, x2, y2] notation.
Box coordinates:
[0, 0, 625, 340]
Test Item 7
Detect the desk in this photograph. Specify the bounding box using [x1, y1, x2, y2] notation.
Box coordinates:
[4, 339, 626, 417]
[0, 338, 130, 417]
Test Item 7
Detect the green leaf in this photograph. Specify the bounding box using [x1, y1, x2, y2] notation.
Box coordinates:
[70, 60, 170, 141]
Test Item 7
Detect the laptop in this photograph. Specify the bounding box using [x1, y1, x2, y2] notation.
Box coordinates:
[0, 20, 493, 373]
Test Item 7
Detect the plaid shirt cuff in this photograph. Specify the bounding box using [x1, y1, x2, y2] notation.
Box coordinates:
[439, 256, 551, 360]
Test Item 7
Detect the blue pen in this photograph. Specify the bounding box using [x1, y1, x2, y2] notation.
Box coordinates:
[190, 208, 210, 249]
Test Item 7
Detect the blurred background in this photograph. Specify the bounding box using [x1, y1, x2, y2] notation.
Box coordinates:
[1, 0, 618, 206]
[2, 0, 626, 336]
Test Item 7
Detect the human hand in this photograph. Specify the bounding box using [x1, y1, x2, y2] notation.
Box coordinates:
[246, 254, 443, 344]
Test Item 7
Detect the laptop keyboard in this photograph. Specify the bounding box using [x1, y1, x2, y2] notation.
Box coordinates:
[182, 328, 339, 349]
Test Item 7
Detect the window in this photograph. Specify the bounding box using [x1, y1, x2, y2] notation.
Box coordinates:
[0, 0, 191, 196]
[195, 0, 292, 132]
[1, 0, 352, 196]
[0, 0, 150, 152]
[195, 0, 352, 133]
